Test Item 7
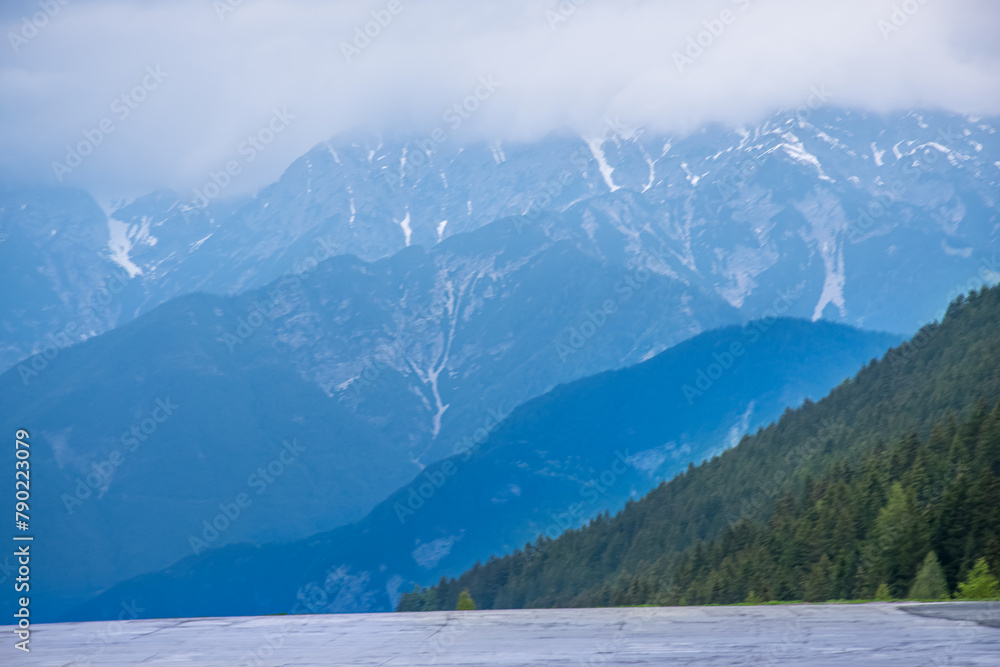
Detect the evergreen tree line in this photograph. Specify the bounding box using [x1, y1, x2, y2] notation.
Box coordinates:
[580, 403, 1000, 606]
[399, 286, 1000, 612]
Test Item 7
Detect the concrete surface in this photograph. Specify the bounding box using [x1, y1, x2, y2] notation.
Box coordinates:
[901, 600, 1000, 628]
[4, 602, 999, 666]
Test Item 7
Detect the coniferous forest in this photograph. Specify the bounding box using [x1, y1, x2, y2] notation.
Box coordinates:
[399, 285, 1000, 611]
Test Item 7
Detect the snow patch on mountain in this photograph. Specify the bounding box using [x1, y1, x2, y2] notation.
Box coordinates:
[325, 144, 341, 165]
[641, 146, 656, 192]
[814, 130, 851, 153]
[726, 401, 755, 449]
[796, 190, 847, 320]
[412, 535, 459, 569]
[626, 442, 677, 475]
[398, 212, 412, 246]
[189, 233, 212, 251]
[713, 244, 779, 309]
[680, 162, 700, 186]
[490, 142, 506, 164]
[813, 255, 846, 320]
[871, 142, 885, 166]
[923, 142, 952, 156]
[585, 138, 620, 192]
[942, 240, 973, 258]
[778, 134, 834, 182]
[107, 217, 143, 277]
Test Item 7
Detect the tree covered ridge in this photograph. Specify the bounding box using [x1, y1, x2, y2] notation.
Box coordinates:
[398, 284, 1000, 611]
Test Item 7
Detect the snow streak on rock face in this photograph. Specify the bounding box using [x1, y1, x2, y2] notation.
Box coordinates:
[795, 189, 848, 321]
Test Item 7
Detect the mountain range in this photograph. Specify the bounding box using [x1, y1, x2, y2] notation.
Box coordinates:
[4, 107, 998, 379]
[1, 105, 998, 622]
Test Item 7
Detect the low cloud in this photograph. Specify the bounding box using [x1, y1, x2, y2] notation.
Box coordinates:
[1, 0, 998, 201]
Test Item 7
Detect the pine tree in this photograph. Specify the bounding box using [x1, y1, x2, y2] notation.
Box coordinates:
[863, 482, 928, 597]
[875, 583, 892, 601]
[908, 551, 949, 600]
[986, 538, 1000, 580]
[396, 586, 422, 612]
[457, 589, 478, 610]
[956, 558, 1000, 600]
[803, 554, 833, 602]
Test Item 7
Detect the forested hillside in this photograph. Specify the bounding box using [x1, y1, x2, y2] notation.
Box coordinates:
[400, 286, 1000, 610]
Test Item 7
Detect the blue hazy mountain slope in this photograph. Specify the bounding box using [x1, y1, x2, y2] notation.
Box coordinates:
[0, 216, 739, 620]
[0, 290, 424, 619]
[61, 318, 900, 622]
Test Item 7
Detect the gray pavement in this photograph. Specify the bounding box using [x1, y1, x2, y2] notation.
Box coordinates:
[902, 601, 1000, 628]
[4, 602, 1000, 666]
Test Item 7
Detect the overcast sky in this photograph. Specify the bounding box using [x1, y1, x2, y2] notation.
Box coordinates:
[1, 0, 998, 202]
